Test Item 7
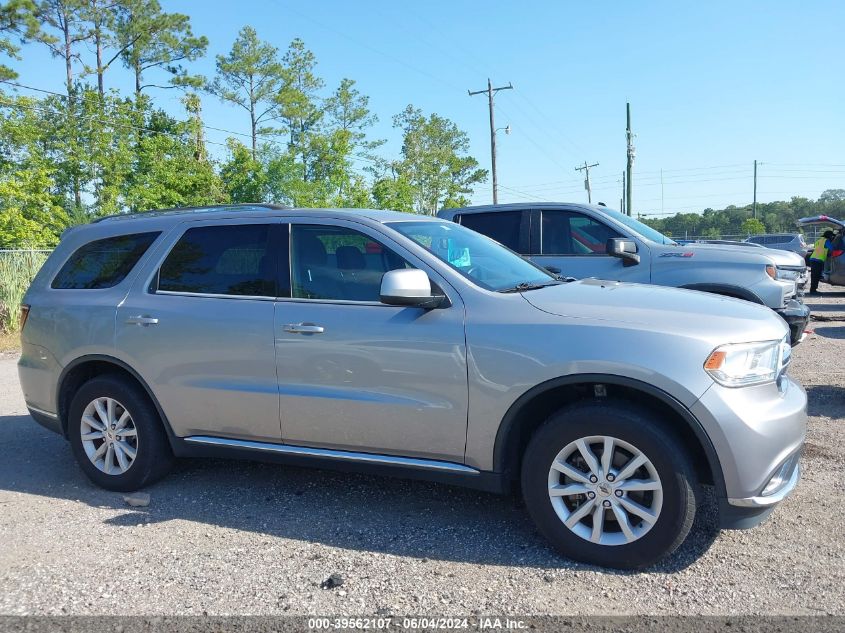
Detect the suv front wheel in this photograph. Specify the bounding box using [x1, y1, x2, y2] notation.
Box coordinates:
[68, 375, 173, 492]
[521, 400, 698, 569]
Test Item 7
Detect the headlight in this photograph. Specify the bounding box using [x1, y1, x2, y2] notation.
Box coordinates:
[704, 336, 790, 387]
[765, 264, 777, 279]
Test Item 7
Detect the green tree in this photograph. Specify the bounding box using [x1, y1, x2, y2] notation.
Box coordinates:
[78, 0, 114, 97]
[220, 138, 266, 203]
[1, 0, 40, 81]
[0, 93, 68, 246]
[323, 77, 382, 199]
[371, 174, 415, 213]
[740, 217, 766, 235]
[32, 0, 90, 98]
[392, 105, 487, 214]
[207, 25, 282, 157]
[115, 0, 207, 99]
[0, 166, 66, 246]
[324, 78, 377, 148]
[124, 108, 225, 211]
[819, 189, 845, 203]
[277, 38, 324, 180]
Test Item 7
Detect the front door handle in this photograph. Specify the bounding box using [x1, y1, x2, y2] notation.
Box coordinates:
[283, 323, 325, 334]
[125, 315, 159, 326]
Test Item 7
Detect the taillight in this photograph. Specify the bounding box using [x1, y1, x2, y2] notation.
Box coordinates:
[20, 304, 30, 331]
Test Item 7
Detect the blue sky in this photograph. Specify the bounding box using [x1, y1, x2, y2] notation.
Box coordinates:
[7, 0, 845, 215]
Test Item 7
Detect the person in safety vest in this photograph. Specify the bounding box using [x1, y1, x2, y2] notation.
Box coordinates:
[808, 230, 835, 294]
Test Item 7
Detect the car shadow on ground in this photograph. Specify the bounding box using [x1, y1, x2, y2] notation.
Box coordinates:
[812, 325, 845, 339]
[805, 303, 845, 313]
[0, 413, 719, 574]
[805, 385, 845, 419]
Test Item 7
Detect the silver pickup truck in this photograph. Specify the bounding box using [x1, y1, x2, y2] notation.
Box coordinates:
[438, 203, 810, 344]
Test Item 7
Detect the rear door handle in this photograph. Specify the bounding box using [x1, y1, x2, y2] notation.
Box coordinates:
[125, 315, 159, 326]
[283, 323, 324, 334]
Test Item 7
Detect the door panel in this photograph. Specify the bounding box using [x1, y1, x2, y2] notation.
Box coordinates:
[831, 253, 845, 286]
[115, 220, 283, 441]
[274, 301, 468, 461]
[274, 220, 468, 462]
[531, 209, 650, 282]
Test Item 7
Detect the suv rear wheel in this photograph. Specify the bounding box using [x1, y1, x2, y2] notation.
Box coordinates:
[521, 400, 697, 569]
[68, 375, 173, 492]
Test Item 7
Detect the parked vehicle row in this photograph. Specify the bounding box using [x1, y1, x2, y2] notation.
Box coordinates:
[745, 232, 808, 256]
[437, 203, 810, 344]
[19, 204, 805, 570]
[677, 239, 809, 293]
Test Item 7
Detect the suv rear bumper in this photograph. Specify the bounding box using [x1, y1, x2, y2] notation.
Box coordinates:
[776, 299, 810, 346]
[27, 406, 62, 435]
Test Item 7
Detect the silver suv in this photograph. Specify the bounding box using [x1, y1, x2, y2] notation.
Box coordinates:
[18, 205, 805, 569]
[438, 204, 810, 345]
[745, 233, 808, 256]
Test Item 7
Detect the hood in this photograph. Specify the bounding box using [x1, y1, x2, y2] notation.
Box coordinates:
[686, 242, 804, 267]
[521, 278, 788, 346]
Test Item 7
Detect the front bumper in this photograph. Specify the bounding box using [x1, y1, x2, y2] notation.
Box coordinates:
[690, 375, 806, 529]
[775, 299, 811, 346]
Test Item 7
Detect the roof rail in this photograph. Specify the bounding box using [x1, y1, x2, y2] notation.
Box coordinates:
[91, 203, 290, 223]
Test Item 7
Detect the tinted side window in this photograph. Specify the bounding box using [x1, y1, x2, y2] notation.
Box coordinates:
[290, 225, 409, 302]
[52, 232, 160, 289]
[541, 211, 621, 255]
[158, 224, 278, 297]
[458, 211, 522, 252]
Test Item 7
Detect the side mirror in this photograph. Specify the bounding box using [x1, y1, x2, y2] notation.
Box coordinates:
[380, 269, 445, 308]
[607, 238, 640, 266]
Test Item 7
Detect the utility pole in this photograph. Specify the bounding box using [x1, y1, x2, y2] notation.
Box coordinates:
[469, 78, 513, 204]
[575, 161, 599, 203]
[752, 159, 758, 218]
[626, 102, 635, 216]
[621, 171, 626, 214]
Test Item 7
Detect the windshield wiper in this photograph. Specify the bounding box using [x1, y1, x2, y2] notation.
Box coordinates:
[498, 280, 561, 293]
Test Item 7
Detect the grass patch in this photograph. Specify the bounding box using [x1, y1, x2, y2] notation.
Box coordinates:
[0, 330, 20, 353]
[0, 250, 49, 335]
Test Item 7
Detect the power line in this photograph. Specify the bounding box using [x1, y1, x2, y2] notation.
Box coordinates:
[496, 184, 549, 202]
[1, 79, 385, 166]
[0, 94, 232, 149]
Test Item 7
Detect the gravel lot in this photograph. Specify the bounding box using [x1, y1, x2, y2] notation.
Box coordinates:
[1, 285, 843, 616]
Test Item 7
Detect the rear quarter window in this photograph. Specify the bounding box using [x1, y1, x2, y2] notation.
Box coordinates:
[457, 211, 523, 252]
[157, 224, 279, 297]
[51, 232, 160, 290]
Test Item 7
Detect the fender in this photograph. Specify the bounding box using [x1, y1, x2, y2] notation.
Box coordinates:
[56, 354, 181, 451]
[679, 283, 763, 304]
[492, 373, 727, 498]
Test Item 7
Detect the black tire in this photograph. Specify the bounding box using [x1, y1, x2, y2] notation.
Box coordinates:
[68, 374, 173, 492]
[521, 399, 697, 569]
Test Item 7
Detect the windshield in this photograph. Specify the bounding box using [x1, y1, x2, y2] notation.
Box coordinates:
[388, 221, 556, 292]
[599, 207, 677, 245]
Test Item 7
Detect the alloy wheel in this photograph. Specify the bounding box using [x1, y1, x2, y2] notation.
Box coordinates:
[547, 435, 663, 546]
[80, 397, 138, 475]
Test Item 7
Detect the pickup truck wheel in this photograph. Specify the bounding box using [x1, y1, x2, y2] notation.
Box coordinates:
[521, 400, 697, 569]
[68, 375, 173, 492]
